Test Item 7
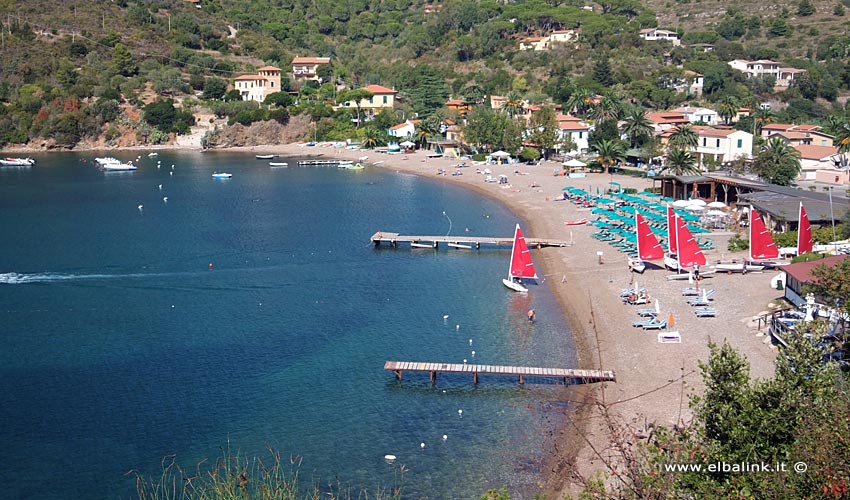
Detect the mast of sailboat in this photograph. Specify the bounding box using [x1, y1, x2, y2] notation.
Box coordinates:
[508, 224, 519, 280]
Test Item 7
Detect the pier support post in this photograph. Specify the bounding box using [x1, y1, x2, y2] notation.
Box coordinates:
[519, 374, 524, 385]
[430, 371, 436, 384]
[473, 372, 478, 384]
[394, 370, 402, 381]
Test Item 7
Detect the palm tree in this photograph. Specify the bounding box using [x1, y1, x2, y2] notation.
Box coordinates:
[415, 119, 438, 150]
[752, 137, 802, 186]
[503, 91, 524, 118]
[565, 88, 594, 116]
[362, 127, 386, 149]
[716, 95, 739, 125]
[593, 138, 627, 174]
[668, 123, 699, 151]
[621, 109, 655, 148]
[663, 149, 700, 176]
[752, 107, 775, 136]
[586, 94, 623, 127]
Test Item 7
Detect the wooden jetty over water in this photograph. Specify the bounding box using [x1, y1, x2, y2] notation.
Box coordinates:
[384, 361, 615, 385]
[371, 231, 574, 249]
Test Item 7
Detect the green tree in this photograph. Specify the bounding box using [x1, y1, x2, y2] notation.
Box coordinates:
[668, 123, 699, 150]
[769, 18, 792, 37]
[592, 54, 614, 86]
[462, 107, 508, 152]
[593, 138, 627, 174]
[663, 149, 700, 176]
[502, 91, 524, 118]
[264, 92, 293, 108]
[806, 257, 850, 315]
[620, 109, 654, 148]
[336, 89, 373, 126]
[798, 0, 816, 16]
[716, 94, 739, 125]
[586, 94, 623, 127]
[752, 137, 802, 185]
[110, 43, 137, 77]
[565, 88, 594, 116]
[202, 78, 228, 101]
[361, 127, 386, 148]
[752, 107, 775, 136]
[527, 106, 560, 159]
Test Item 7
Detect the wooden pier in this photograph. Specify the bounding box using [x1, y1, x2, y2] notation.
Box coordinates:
[384, 361, 615, 385]
[371, 231, 574, 249]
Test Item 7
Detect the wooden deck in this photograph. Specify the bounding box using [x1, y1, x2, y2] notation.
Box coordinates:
[370, 232, 574, 249]
[384, 361, 616, 385]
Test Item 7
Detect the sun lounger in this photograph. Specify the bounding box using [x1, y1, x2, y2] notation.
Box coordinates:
[627, 295, 651, 305]
[619, 287, 646, 297]
[682, 287, 699, 296]
[632, 317, 658, 327]
[642, 320, 668, 330]
[636, 309, 657, 317]
[688, 298, 710, 307]
[658, 331, 681, 343]
[694, 307, 717, 317]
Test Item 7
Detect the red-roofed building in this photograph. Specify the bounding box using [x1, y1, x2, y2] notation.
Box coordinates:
[233, 66, 282, 102]
[646, 112, 689, 132]
[782, 255, 850, 306]
[762, 123, 825, 140]
[446, 98, 472, 114]
[556, 114, 591, 154]
[388, 119, 420, 139]
[291, 56, 331, 81]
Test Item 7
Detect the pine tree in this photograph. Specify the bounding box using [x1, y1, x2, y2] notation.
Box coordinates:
[592, 55, 614, 86]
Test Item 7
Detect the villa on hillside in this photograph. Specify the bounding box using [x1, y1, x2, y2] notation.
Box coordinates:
[388, 119, 419, 139]
[791, 144, 848, 182]
[646, 112, 690, 133]
[518, 29, 579, 50]
[446, 99, 473, 115]
[727, 59, 807, 87]
[762, 124, 833, 147]
[337, 84, 397, 121]
[233, 66, 282, 102]
[639, 28, 680, 46]
[291, 56, 330, 82]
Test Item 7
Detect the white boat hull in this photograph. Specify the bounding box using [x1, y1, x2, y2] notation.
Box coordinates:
[628, 259, 646, 273]
[102, 163, 137, 171]
[502, 278, 528, 293]
[712, 262, 765, 273]
[666, 270, 715, 280]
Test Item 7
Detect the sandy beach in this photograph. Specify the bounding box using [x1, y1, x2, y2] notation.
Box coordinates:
[236, 143, 782, 496]
[6, 139, 782, 496]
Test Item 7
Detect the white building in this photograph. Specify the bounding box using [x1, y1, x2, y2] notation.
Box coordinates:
[691, 126, 753, 164]
[388, 120, 417, 139]
[671, 106, 719, 126]
[727, 59, 806, 87]
[639, 28, 681, 46]
[556, 114, 591, 154]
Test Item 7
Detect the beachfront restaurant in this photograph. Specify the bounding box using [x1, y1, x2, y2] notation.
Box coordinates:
[658, 175, 717, 201]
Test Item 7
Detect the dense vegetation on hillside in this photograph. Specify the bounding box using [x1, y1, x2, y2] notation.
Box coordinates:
[1, 0, 850, 150]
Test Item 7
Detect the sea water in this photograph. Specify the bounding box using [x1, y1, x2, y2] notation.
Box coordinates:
[0, 151, 576, 500]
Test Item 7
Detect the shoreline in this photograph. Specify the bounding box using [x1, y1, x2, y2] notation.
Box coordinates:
[10, 142, 782, 496]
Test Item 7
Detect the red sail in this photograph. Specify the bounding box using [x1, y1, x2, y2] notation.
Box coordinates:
[675, 216, 706, 268]
[797, 203, 813, 255]
[666, 205, 678, 254]
[509, 224, 538, 279]
[636, 213, 664, 260]
[749, 209, 779, 260]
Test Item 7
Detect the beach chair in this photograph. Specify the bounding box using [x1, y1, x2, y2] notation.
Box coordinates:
[694, 307, 718, 317]
[632, 318, 658, 327]
[636, 309, 657, 317]
[686, 289, 716, 305]
[627, 294, 651, 305]
[642, 319, 668, 330]
[682, 287, 699, 296]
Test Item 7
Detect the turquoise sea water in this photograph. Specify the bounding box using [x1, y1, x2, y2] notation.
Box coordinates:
[0, 151, 576, 500]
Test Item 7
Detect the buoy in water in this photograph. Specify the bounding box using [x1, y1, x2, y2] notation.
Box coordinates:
[384, 454, 396, 461]
[209, 262, 213, 270]
[443, 314, 449, 320]
[420, 443, 425, 449]
[442, 435, 448, 441]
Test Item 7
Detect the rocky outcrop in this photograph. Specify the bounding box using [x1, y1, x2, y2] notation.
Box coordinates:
[205, 114, 312, 148]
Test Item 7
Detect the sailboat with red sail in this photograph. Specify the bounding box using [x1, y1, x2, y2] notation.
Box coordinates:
[663, 205, 680, 271]
[715, 208, 778, 273]
[797, 202, 813, 256]
[628, 212, 664, 273]
[503, 224, 538, 293]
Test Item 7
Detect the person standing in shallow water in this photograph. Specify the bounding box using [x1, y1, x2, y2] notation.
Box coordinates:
[527, 309, 536, 323]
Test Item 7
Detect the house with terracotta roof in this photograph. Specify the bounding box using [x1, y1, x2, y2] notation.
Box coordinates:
[556, 114, 591, 154]
[661, 126, 752, 164]
[518, 29, 579, 51]
[671, 106, 719, 126]
[490, 95, 508, 110]
[233, 66, 282, 102]
[388, 120, 419, 139]
[727, 59, 806, 87]
[646, 112, 690, 133]
[338, 84, 398, 120]
[782, 255, 850, 306]
[639, 28, 680, 46]
[291, 56, 331, 82]
[762, 124, 833, 147]
[790, 144, 847, 181]
[446, 98, 472, 115]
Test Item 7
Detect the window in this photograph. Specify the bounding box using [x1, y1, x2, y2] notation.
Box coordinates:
[737, 139, 742, 148]
[369, 96, 374, 104]
[270, 82, 274, 88]
[716, 139, 720, 148]
[578, 132, 583, 139]
[702, 138, 707, 147]
[383, 96, 387, 104]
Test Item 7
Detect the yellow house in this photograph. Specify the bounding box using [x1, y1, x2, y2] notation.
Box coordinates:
[233, 66, 282, 102]
[340, 84, 397, 118]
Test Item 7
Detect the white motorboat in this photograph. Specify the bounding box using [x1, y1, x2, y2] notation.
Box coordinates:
[101, 162, 137, 171]
[212, 172, 232, 178]
[94, 157, 121, 165]
[1, 157, 35, 166]
[256, 154, 275, 159]
[269, 162, 288, 168]
[502, 224, 538, 293]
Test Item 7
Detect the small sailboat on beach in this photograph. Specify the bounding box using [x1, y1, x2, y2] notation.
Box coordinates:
[628, 212, 664, 273]
[502, 224, 538, 293]
[666, 213, 712, 279]
[714, 208, 779, 273]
